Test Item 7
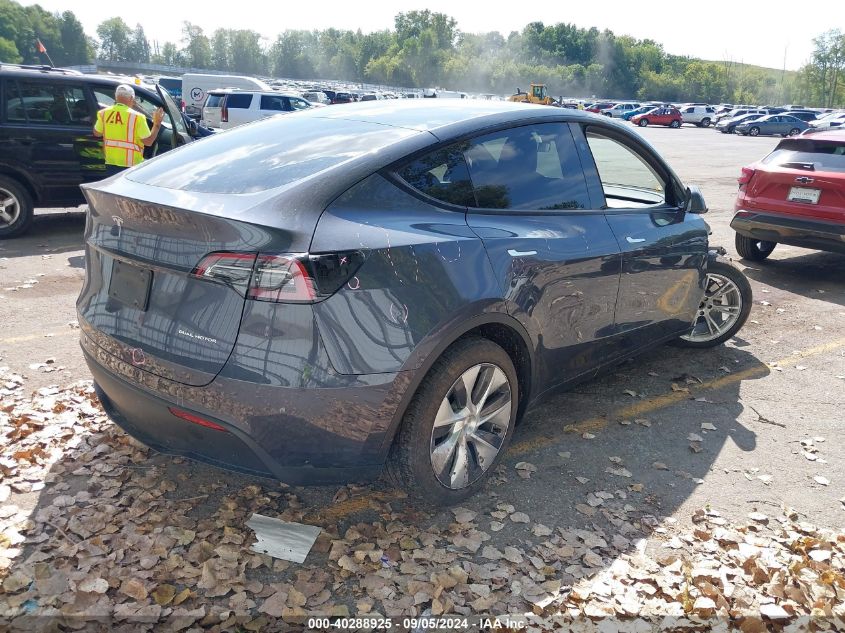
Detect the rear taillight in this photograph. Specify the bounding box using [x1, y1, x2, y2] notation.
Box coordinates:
[248, 255, 315, 303]
[738, 166, 756, 186]
[191, 252, 256, 289]
[169, 407, 228, 432]
[191, 250, 365, 303]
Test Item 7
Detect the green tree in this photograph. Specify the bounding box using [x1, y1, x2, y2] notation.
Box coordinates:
[127, 24, 150, 63]
[182, 22, 211, 68]
[96, 17, 132, 61]
[210, 29, 230, 71]
[229, 30, 266, 75]
[57, 11, 91, 64]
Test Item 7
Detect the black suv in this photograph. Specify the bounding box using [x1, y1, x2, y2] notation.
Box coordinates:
[0, 64, 193, 237]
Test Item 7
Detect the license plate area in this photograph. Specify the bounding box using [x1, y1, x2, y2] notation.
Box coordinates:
[788, 186, 821, 204]
[108, 259, 152, 310]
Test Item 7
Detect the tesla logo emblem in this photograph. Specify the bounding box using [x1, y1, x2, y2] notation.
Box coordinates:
[112, 215, 123, 238]
[130, 348, 145, 366]
[795, 176, 814, 184]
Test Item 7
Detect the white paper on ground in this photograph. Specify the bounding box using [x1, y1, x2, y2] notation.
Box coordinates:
[247, 513, 321, 564]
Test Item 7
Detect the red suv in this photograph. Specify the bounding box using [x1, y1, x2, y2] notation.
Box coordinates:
[631, 107, 682, 128]
[731, 132, 845, 260]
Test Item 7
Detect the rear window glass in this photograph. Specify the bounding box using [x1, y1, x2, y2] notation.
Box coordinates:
[400, 144, 475, 207]
[225, 93, 252, 108]
[205, 94, 224, 108]
[127, 116, 419, 194]
[763, 142, 845, 173]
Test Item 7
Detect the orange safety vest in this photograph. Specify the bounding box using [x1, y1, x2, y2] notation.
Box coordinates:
[95, 103, 149, 167]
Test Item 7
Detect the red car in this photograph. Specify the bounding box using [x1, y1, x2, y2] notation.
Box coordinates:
[731, 132, 845, 260]
[585, 101, 614, 113]
[631, 107, 682, 128]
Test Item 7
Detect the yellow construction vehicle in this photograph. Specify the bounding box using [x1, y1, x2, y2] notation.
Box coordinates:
[509, 83, 558, 106]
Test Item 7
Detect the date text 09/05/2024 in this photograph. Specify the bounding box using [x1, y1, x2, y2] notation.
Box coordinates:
[306, 616, 528, 629]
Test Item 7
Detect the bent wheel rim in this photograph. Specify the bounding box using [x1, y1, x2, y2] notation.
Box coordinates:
[681, 273, 743, 343]
[0, 187, 21, 228]
[430, 363, 512, 490]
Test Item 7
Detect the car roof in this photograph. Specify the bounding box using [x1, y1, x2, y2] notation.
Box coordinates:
[0, 67, 160, 96]
[800, 131, 845, 143]
[301, 99, 600, 137]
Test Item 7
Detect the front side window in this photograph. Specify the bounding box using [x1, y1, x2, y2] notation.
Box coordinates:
[93, 87, 157, 119]
[585, 131, 667, 208]
[288, 98, 310, 111]
[260, 95, 285, 111]
[14, 82, 89, 125]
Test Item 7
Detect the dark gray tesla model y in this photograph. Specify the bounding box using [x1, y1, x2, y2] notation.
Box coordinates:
[77, 100, 751, 503]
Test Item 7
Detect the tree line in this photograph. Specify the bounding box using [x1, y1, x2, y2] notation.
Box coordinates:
[1, 0, 843, 107]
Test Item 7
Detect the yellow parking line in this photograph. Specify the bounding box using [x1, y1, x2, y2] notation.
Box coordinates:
[0, 329, 77, 345]
[320, 336, 845, 520]
[510, 335, 845, 454]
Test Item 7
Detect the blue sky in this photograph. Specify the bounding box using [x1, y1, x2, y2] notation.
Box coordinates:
[25, 0, 841, 70]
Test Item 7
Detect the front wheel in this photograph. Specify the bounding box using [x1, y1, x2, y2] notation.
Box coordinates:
[673, 261, 752, 348]
[749, 126, 760, 136]
[788, 128, 801, 136]
[700, 118, 711, 127]
[638, 119, 649, 127]
[669, 120, 681, 128]
[386, 337, 518, 504]
[735, 233, 776, 261]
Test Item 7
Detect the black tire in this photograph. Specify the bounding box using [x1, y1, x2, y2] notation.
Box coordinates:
[701, 118, 711, 127]
[788, 128, 801, 136]
[385, 336, 518, 505]
[749, 126, 760, 137]
[672, 260, 752, 349]
[727, 126, 736, 134]
[735, 233, 776, 261]
[638, 118, 649, 127]
[670, 119, 681, 128]
[0, 175, 34, 239]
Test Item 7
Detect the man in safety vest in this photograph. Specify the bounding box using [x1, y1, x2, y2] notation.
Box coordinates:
[93, 84, 164, 177]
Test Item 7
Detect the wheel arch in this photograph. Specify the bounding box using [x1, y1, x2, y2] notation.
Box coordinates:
[0, 165, 39, 205]
[378, 312, 536, 457]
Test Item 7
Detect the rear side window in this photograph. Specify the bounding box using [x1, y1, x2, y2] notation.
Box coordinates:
[463, 123, 590, 210]
[763, 142, 845, 173]
[400, 144, 475, 207]
[6, 81, 90, 125]
[205, 94, 224, 108]
[225, 93, 252, 109]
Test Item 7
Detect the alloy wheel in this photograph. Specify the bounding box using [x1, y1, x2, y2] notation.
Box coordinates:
[430, 363, 512, 490]
[680, 273, 743, 343]
[0, 187, 21, 228]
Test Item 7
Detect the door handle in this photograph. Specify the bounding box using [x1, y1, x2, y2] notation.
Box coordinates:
[508, 249, 537, 257]
[626, 237, 646, 244]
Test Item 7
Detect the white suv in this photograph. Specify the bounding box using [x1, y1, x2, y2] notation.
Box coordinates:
[601, 102, 641, 118]
[679, 105, 717, 127]
[202, 90, 315, 129]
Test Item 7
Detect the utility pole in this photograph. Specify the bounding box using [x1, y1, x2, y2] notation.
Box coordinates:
[781, 43, 788, 104]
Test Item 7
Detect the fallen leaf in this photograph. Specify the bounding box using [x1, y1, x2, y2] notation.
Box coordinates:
[451, 507, 477, 524]
[78, 577, 109, 594]
[813, 476, 830, 486]
[653, 462, 669, 470]
[510, 512, 529, 524]
[151, 584, 176, 606]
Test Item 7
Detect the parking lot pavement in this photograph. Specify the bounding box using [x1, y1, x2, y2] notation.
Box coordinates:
[1, 128, 844, 627]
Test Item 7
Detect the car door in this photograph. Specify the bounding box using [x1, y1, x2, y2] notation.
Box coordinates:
[155, 84, 191, 151]
[462, 122, 622, 388]
[576, 123, 708, 349]
[2, 78, 96, 205]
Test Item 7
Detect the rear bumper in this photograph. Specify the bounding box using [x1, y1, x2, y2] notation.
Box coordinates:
[81, 328, 404, 485]
[731, 210, 845, 255]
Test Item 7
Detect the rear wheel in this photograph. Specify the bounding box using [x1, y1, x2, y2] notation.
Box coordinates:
[674, 261, 751, 348]
[701, 118, 711, 127]
[749, 126, 760, 136]
[638, 119, 649, 127]
[735, 233, 776, 261]
[670, 119, 681, 128]
[386, 337, 518, 504]
[788, 128, 801, 136]
[0, 175, 34, 239]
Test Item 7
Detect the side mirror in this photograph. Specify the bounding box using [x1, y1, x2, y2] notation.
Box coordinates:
[187, 119, 198, 136]
[685, 185, 708, 214]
